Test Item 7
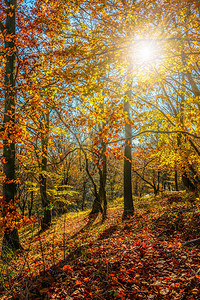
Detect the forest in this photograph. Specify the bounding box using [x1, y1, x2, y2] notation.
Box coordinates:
[0, 0, 200, 299]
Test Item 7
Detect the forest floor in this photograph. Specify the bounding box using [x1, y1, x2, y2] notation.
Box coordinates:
[0, 191, 200, 299]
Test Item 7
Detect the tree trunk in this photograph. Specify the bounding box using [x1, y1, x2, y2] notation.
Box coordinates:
[90, 194, 102, 215]
[84, 153, 102, 219]
[1, 0, 22, 255]
[177, 134, 197, 191]
[98, 172, 107, 221]
[2, 229, 21, 256]
[123, 98, 134, 220]
[40, 109, 51, 231]
[40, 160, 52, 231]
[153, 186, 158, 196]
[182, 172, 196, 191]
[175, 169, 179, 191]
[90, 142, 107, 220]
[28, 191, 34, 218]
[100, 143, 107, 221]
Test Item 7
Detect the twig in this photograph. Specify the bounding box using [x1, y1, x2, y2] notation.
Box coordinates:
[153, 212, 168, 223]
[183, 237, 200, 246]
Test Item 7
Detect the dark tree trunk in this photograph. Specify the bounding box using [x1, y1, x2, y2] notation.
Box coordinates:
[2, 229, 21, 256]
[90, 142, 107, 220]
[83, 152, 102, 220]
[177, 134, 197, 191]
[152, 170, 158, 196]
[99, 143, 107, 221]
[123, 99, 134, 220]
[182, 172, 196, 191]
[40, 149, 51, 231]
[28, 191, 34, 218]
[40, 109, 51, 231]
[153, 186, 158, 196]
[1, 0, 22, 255]
[90, 193, 102, 216]
[175, 170, 179, 191]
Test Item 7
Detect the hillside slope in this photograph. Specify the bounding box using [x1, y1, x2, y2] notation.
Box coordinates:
[0, 192, 200, 299]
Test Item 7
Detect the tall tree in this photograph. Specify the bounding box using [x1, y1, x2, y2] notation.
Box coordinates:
[123, 89, 134, 219]
[0, 0, 22, 254]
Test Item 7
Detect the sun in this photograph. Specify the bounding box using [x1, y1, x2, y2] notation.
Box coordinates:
[140, 44, 153, 61]
[133, 39, 157, 64]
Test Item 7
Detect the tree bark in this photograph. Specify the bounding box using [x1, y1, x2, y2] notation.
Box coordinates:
[1, 0, 22, 255]
[182, 172, 196, 191]
[40, 109, 51, 231]
[28, 191, 34, 218]
[84, 154, 102, 219]
[123, 98, 134, 220]
[175, 169, 179, 191]
[177, 134, 196, 191]
[40, 164, 52, 231]
[99, 143, 107, 221]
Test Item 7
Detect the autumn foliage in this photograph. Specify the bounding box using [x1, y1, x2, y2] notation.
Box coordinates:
[0, 0, 200, 298]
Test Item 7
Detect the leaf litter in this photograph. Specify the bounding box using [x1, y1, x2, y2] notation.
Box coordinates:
[0, 194, 200, 300]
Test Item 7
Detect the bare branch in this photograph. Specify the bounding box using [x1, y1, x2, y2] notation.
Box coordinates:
[183, 238, 200, 246]
[50, 148, 80, 165]
[136, 95, 175, 126]
[133, 168, 155, 189]
[107, 130, 200, 145]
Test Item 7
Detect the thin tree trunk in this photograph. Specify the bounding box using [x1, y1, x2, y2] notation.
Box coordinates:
[100, 143, 107, 221]
[175, 169, 179, 191]
[1, 0, 22, 255]
[84, 154, 102, 218]
[28, 191, 34, 218]
[40, 109, 51, 231]
[40, 155, 51, 231]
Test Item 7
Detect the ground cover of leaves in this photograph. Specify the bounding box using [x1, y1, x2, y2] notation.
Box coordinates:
[0, 192, 200, 299]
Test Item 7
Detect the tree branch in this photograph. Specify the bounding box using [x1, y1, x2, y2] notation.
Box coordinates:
[133, 168, 155, 189]
[107, 130, 200, 145]
[188, 138, 200, 157]
[183, 237, 200, 246]
[136, 95, 175, 126]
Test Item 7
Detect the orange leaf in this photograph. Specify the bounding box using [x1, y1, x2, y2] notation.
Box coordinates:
[83, 277, 90, 282]
[62, 265, 73, 272]
[75, 280, 82, 286]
